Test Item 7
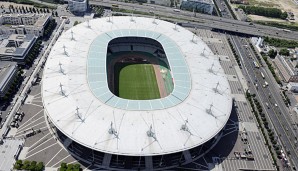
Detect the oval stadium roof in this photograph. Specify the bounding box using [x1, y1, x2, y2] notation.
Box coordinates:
[42, 16, 232, 156]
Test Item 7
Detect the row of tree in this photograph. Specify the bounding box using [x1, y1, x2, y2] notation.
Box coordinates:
[60, 163, 81, 171]
[43, 19, 57, 40]
[2, 5, 51, 14]
[264, 37, 298, 48]
[1, 69, 23, 101]
[245, 92, 279, 168]
[1, 0, 55, 9]
[14, 160, 44, 171]
[239, 5, 288, 20]
[25, 39, 42, 65]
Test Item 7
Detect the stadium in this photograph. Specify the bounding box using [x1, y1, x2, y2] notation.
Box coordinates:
[42, 16, 232, 170]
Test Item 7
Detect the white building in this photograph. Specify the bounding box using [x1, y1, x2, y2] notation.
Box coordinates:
[67, 0, 88, 13]
[0, 13, 51, 37]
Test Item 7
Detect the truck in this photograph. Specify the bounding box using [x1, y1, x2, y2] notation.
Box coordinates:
[173, 9, 180, 12]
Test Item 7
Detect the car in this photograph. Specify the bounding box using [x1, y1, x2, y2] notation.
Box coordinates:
[274, 103, 278, 107]
[10, 121, 16, 127]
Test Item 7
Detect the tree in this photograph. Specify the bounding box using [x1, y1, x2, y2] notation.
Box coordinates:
[29, 161, 36, 171]
[14, 160, 23, 170]
[280, 12, 288, 20]
[55, 11, 58, 17]
[73, 21, 79, 26]
[268, 49, 277, 58]
[279, 48, 290, 56]
[32, 8, 36, 13]
[60, 163, 67, 171]
[22, 160, 31, 170]
[66, 164, 74, 171]
[73, 164, 81, 171]
[36, 162, 44, 171]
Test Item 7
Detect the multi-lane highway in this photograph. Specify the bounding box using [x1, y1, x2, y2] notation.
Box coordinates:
[230, 35, 298, 169]
[90, 0, 298, 41]
[212, 0, 298, 169]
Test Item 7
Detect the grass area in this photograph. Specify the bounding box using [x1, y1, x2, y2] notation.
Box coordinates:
[118, 64, 160, 100]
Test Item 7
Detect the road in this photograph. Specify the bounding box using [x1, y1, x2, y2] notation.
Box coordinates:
[89, 0, 298, 41]
[230, 35, 298, 170]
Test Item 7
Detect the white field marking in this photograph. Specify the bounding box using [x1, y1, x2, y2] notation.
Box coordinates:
[15, 126, 48, 138]
[25, 142, 57, 159]
[51, 154, 70, 167]
[28, 134, 54, 152]
[34, 92, 41, 97]
[18, 109, 44, 129]
[28, 103, 43, 108]
[32, 100, 43, 103]
[46, 148, 63, 166]
[17, 119, 45, 132]
[26, 132, 51, 151]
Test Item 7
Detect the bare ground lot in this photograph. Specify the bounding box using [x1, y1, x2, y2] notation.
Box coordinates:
[232, 0, 298, 22]
[248, 0, 298, 21]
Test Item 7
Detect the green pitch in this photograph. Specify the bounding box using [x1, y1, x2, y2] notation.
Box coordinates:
[118, 64, 160, 100]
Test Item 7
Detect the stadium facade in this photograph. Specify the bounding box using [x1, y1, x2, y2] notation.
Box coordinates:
[42, 16, 232, 170]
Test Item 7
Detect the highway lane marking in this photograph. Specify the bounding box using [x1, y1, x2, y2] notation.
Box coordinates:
[25, 142, 57, 159]
[46, 148, 63, 166]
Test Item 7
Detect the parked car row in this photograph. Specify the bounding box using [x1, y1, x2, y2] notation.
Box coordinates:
[10, 111, 24, 128]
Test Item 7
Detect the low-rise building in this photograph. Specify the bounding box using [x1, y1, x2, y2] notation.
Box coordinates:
[180, 0, 214, 14]
[0, 13, 51, 37]
[68, 0, 88, 13]
[0, 34, 37, 64]
[0, 61, 18, 98]
[287, 82, 298, 93]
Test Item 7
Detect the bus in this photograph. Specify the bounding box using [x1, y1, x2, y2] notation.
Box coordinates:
[112, 4, 119, 8]
[260, 72, 265, 79]
[173, 9, 180, 12]
[253, 61, 260, 68]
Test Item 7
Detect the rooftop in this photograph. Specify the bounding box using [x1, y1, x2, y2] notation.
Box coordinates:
[0, 61, 18, 90]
